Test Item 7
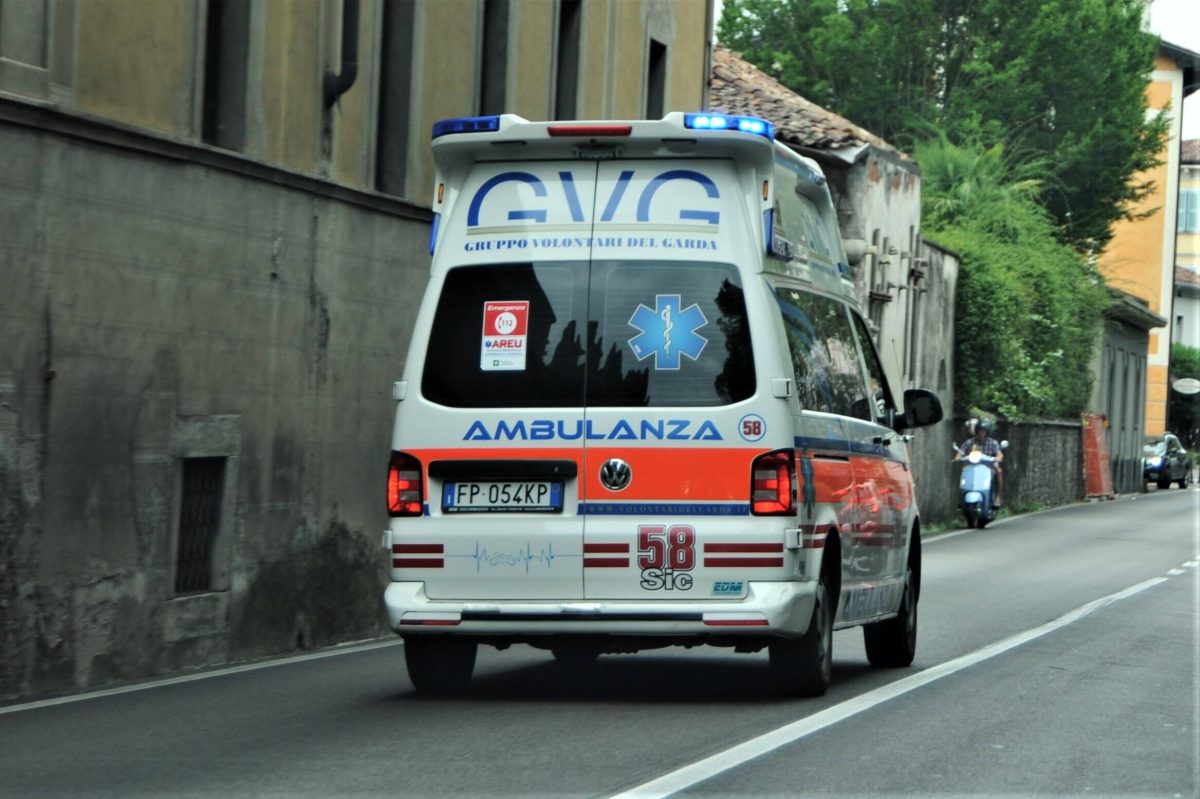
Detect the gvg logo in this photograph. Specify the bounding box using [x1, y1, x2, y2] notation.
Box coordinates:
[466, 169, 721, 228]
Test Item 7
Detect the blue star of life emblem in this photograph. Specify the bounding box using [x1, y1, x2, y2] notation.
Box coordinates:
[627, 294, 708, 370]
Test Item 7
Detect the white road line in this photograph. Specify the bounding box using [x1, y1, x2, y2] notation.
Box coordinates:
[611, 575, 1169, 799]
[0, 638, 400, 716]
[1168, 568, 1186, 576]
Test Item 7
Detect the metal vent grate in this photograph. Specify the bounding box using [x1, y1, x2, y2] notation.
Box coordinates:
[175, 457, 226, 594]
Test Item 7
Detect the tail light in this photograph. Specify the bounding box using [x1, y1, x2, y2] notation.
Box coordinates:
[751, 449, 795, 516]
[388, 451, 424, 517]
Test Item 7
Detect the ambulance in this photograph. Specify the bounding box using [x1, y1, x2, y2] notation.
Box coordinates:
[385, 112, 943, 696]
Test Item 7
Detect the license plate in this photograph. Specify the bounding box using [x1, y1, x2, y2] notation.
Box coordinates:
[442, 481, 563, 513]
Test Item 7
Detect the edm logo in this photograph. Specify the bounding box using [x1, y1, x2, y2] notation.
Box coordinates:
[467, 170, 721, 228]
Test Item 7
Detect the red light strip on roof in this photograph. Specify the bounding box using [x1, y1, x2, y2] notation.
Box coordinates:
[547, 125, 633, 137]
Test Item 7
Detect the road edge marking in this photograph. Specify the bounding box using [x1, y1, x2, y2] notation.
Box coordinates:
[0, 638, 401, 716]
[611, 575, 1170, 799]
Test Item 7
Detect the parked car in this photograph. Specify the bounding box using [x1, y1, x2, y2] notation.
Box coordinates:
[1142, 433, 1191, 489]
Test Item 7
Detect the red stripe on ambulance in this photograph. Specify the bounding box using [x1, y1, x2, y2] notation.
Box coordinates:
[584, 542, 630, 568]
[702, 541, 783, 568]
[392, 543, 444, 568]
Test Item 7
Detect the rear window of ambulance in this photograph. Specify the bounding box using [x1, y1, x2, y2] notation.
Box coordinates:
[421, 261, 754, 408]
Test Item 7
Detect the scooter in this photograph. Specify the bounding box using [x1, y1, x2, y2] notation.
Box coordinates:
[954, 443, 1007, 529]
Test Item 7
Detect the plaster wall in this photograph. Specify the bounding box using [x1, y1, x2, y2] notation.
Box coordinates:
[824, 152, 923, 388]
[0, 112, 429, 700]
[905, 242, 959, 526]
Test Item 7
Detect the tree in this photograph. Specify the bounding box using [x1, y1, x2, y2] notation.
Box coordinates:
[718, 0, 1168, 252]
[1169, 343, 1200, 450]
[915, 136, 1109, 419]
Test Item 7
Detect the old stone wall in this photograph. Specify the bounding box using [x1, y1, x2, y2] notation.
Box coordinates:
[927, 417, 1085, 527]
[995, 419, 1086, 511]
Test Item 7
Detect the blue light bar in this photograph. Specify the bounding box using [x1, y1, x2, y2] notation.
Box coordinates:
[429, 212, 441, 255]
[432, 116, 501, 139]
[684, 114, 774, 140]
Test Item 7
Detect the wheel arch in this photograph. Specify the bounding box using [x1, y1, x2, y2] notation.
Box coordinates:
[909, 517, 922, 603]
[823, 525, 842, 612]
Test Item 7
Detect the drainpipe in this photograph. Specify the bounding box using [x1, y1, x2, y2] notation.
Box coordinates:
[323, 0, 360, 107]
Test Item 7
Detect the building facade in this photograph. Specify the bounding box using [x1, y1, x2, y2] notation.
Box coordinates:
[0, 0, 712, 701]
[1098, 43, 1200, 438]
[1175, 139, 1200, 349]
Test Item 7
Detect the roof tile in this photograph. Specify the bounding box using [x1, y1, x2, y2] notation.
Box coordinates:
[709, 45, 907, 161]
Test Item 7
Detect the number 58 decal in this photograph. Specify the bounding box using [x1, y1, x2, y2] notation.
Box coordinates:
[638, 524, 695, 591]
[739, 413, 766, 442]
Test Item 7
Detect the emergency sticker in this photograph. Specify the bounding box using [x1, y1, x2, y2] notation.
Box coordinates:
[481, 301, 529, 371]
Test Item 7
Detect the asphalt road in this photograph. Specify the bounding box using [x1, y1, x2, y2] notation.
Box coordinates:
[1, 487, 1196, 798]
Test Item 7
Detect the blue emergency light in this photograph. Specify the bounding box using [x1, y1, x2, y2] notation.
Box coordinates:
[432, 116, 501, 139]
[684, 114, 774, 140]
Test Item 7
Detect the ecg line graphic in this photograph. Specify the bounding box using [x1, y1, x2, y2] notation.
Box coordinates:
[471, 541, 557, 573]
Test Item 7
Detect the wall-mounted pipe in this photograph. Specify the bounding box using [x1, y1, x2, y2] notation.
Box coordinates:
[323, 0, 360, 107]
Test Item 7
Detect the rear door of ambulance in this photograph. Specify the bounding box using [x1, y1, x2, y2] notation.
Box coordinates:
[393, 161, 599, 601]
[579, 161, 788, 602]
[396, 155, 785, 604]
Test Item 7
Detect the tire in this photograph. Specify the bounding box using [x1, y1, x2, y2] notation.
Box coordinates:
[404, 636, 477, 696]
[1158, 478, 1171, 490]
[1179, 471, 1190, 489]
[963, 509, 978, 529]
[977, 515, 990, 530]
[769, 577, 832, 697]
[863, 566, 917, 668]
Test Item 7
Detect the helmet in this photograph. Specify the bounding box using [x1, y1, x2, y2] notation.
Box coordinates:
[965, 418, 978, 434]
[978, 419, 993, 434]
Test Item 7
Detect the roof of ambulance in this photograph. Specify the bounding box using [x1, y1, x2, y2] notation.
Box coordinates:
[429, 112, 823, 175]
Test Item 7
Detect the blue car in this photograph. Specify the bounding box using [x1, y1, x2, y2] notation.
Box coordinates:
[1142, 433, 1191, 489]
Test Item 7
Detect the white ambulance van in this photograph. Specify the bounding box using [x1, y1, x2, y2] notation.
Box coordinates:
[385, 112, 943, 696]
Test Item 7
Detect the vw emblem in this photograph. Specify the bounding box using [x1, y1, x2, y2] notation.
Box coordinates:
[600, 458, 632, 492]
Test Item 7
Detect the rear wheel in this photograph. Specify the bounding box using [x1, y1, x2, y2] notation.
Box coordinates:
[404, 636, 477, 696]
[769, 577, 832, 697]
[1158, 478, 1171, 490]
[1179, 470, 1190, 489]
[863, 565, 917, 667]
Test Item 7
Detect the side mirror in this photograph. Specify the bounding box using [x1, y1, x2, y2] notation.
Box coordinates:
[896, 388, 944, 430]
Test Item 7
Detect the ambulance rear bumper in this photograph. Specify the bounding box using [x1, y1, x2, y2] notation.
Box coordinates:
[384, 580, 817, 638]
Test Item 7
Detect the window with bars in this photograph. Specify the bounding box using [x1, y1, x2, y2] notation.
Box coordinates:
[375, 0, 416, 194]
[479, 0, 509, 115]
[175, 457, 226, 594]
[554, 0, 581, 120]
[201, 0, 250, 150]
[645, 38, 667, 119]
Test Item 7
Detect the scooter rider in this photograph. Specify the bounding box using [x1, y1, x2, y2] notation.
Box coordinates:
[955, 419, 1004, 507]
